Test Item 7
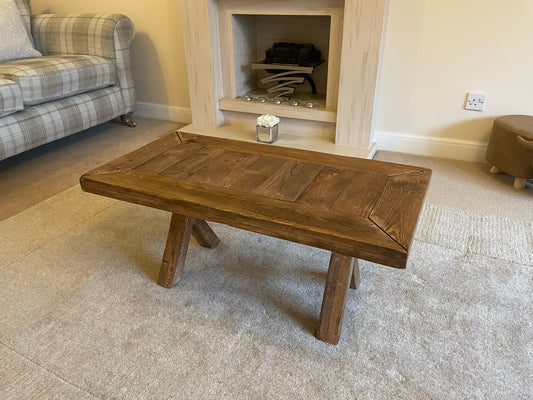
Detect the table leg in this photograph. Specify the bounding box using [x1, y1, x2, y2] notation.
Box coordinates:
[350, 258, 361, 289]
[157, 213, 194, 288]
[316, 253, 357, 344]
[192, 219, 220, 248]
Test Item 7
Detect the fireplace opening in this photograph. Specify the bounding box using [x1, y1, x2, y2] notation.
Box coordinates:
[218, 13, 339, 122]
[232, 14, 330, 97]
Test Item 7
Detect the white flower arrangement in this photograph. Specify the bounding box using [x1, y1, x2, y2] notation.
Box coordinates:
[256, 114, 280, 128]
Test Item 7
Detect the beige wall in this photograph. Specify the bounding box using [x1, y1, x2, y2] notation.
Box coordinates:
[30, 0, 190, 109]
[30, 0, 533, 152]
[376, 0, 533, 146]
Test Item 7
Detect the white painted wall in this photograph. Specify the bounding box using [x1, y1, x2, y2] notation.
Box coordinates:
[30, 0, 533, 160]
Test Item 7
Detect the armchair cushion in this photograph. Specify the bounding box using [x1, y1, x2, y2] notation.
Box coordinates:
[0, 55, 116, 106]
[0, 79, 23, 117]
[0, 86, 124, 160]
[0, 0, 41, 62]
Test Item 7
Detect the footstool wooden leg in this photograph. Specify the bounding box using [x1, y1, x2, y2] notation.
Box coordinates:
[316, 253, 356, 344]
[490, 166, 502, 174]
[157, 213, 194, 288]
[192, 219, 220, 248]
[514, 177, 527, 189]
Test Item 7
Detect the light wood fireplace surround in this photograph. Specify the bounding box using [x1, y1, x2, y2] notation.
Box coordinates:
[180, 0, 389, 158]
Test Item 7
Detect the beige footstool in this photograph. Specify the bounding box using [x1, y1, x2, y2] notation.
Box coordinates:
[486, 115, 533, 189]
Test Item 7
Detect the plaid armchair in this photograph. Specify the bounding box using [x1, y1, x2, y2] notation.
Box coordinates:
[0, 0, 136, 161]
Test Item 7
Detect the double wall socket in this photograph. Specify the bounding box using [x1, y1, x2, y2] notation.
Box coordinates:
[465, 92, 487, 111]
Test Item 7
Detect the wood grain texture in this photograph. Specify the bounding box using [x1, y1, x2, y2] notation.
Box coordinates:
[161, 147, 225, 180]
[178, 131, 425, 176]
[218, 97, 336, 123]
[214, 0, 345, 16]
[186, 150, 252, 186]
[253, 161, 323, 202]
[192, 219, 220, 248]
[219, 154, 285, 192]
[180, 0, 223, 127]
[135, 144, 203, 174]
[157, 214, 194, 288]
[80, 133, 431, 269]
[325, 10, 343, 110]
[316, 253, 355, 345]
[331, 172, 388, 217]
[350, 258, 360, 289]
[335, 0, 389, 147]
[85, 133, 181, 175]
[296, 166, 354, 209]
[370, 170, 432, 251]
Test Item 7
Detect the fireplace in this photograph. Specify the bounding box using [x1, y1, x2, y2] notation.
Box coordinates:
[179, 0, 389, 158]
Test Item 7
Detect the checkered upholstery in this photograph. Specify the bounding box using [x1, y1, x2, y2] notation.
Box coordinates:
[0, 87, 124, 160]
[32, 14, 136, 113]
[0, 79, 23, 117]
[0, 8, 136, 162]
[0, 55, 116, 106]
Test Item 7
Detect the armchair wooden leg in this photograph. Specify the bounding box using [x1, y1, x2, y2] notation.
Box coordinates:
[120, 112, 137, 128]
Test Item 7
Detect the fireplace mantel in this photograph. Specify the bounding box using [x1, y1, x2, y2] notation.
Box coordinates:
[179, 0, 389, 158]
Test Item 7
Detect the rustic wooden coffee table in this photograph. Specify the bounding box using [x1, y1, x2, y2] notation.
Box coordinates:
[80, 132, 430, 344]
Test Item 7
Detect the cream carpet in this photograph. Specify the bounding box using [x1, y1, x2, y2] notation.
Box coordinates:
[0, 186, 531, 399]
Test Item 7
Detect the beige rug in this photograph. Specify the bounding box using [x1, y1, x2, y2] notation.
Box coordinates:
[0, 186, 531, 399]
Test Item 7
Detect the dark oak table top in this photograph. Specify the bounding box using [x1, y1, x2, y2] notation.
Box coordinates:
[80, 132, 431, 269]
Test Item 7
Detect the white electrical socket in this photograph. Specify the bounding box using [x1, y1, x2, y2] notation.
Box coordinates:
[465, 92, 487, 111]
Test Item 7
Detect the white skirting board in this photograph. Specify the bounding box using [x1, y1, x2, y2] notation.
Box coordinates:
[135, 103, 488, 163]
[374, 131, 489, 162]
[136, 102, 193, 124]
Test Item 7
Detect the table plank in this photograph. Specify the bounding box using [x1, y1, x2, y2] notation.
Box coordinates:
[220, 155, 288, 192]
[135, 144, 203, 174]
[296, 166, 355, 209]
[331, 172, 388, 217]
[254, 161, 323, 202]
[186, 150, 253, 186]
[161, 147, 225, 180]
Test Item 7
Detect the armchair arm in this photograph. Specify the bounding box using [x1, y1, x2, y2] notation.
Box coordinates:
[31, 13, 134, 58]
[31, 14, 136, 113]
